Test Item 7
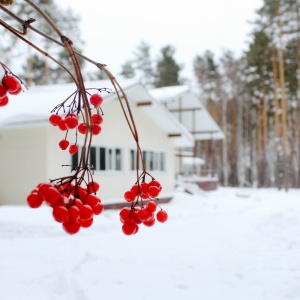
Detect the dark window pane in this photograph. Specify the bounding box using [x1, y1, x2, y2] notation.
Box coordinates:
[71, 151, 78, 171]
[149, 151, 154, 171]
[116, 149, 121, 170]
[108, 148, 112, 170]
[100, 147, 106, 170]
[130, 150, 135, 171]
[90, 147, 96, 171]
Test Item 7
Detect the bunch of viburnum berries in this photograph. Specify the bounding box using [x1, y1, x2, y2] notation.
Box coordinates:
[25, 88, 109, 235]
[27, 180, 103, 234]
[0, 74, 23, 107]
[49, 91, 105, 155]
[120, 178, 168, 235]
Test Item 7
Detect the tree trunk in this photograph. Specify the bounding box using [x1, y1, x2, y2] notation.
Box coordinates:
[277, 16, 289, 189]
[222, 97, 229, 186]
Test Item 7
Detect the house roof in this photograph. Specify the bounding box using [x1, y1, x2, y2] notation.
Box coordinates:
[0, 79, 194, 148]
[149, 85, 225, 140]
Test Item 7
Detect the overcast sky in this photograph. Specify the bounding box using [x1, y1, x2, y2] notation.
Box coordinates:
[60, 0, 263, 79]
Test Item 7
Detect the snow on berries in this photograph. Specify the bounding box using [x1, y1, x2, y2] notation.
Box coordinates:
[120, 174, 168, 236]
[27, 179, 103, 235]
[0, 63, 23, 107]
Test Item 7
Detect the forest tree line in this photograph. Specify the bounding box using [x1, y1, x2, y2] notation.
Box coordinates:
[120, 0, 300, 189]
[1, 0, 299, 189]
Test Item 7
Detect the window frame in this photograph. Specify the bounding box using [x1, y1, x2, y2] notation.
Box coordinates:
[71, 145, 123, 172]
[130, 149, 166, 172]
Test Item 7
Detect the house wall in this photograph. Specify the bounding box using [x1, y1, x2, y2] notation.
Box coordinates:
[92, 98, 175, 201]
[62, 97, 175, 201]
[44, 98, 175, 203]
[0, 93, 176, 205]
[0, 125, 48, 205]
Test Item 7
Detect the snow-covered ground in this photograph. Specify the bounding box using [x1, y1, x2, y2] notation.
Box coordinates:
[1, 187, 300, 300]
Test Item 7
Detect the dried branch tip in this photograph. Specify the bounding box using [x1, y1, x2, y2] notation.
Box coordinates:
[0, 0, 14, 5]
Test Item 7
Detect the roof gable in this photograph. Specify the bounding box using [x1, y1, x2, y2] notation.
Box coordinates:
[149, 85, 224, 140]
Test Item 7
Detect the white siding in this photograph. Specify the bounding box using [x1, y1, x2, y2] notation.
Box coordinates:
[0, 126, 47, 205]
[0, 87, 177, 205]
[77, 98, 175, 201]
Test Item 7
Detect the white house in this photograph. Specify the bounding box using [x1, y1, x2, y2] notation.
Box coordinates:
[0, 79, 194, 205]
[149, 85, 224, 178]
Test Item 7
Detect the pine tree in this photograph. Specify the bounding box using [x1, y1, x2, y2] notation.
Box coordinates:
[154, 45, 182, 88]
[120, 60, 135, 78]
[193, 50, 220, 103]
[132, 40, 153, 85]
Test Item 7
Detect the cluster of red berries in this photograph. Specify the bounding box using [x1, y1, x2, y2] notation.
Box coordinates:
[0, 74, 22, 107]
[49, 93, 104, 155]
[120, 179, 168, 235]
[27, 180, 103, 234]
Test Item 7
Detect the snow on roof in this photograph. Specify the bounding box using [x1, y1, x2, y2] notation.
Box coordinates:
[0, 78, 137, 125]
[182, 157, 205, 165]
[149, 85, 225, 140]
[0, 79, 194, 148]
[148, 85, 189, 102]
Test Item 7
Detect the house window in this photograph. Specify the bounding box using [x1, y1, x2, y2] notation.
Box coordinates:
[71, 146, 123, 172]
[130, 150, 166, 172]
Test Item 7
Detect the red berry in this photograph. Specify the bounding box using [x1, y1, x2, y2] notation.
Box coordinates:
[58, 119, 68, 131]
[69, 144, 78, 155]
[59, 139, 69, 150]
[79, 217, 94, 228]
[124, 190, 136, 202]
[68, 205, 80, 221]
[122, 222, 138, 235]
[92, 124, 101, 135]
[156, 210, 168, 223]
[148, 186, 160, 198]
[131, 208, 142, 224]
[86, 194, 101, 207]
[65, 113, 77, 118]
[9, 85, 22, 95]
[78, 122, 87, 134]
[90, 94, 103, 107]
[0, 96, 9, 107]
[65, 116, 78, 129]
[149, 180, 162, 191]
[137, 208, 152, 222]
[37, 183, 52, 200]
[0, 83, 7, 99]
[74, 198, 84, 209]
[143, 218, 155, 227]
[146, 200, 157, 213]
[52, 206, 69, 223]
[80, 204, 94, 220]
[92, 203, 104, 215]
[78, 187, 88, 203]
[27, 192, 43, 208]
[63, 220, 80, 234]
[120, 207, 133, 223]
[141, 192, 149, 199]
[92, 114, 103, 125]
[131, 184, 139, 195]
[87, 181, 100, 193]
[140, 182, 149, 193]
[49, 114, 62, 126]
[43, 187, 62, 205]
[2, 75, 21, 92]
